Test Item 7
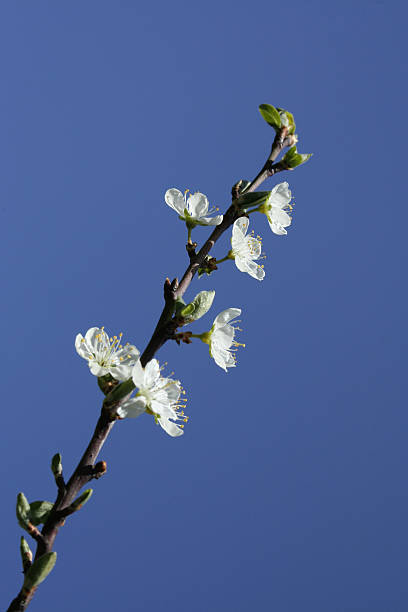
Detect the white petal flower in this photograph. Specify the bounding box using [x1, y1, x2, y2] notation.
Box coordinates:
[261, 182, 293, 235]
[117, 359, 188, 437]
[75, 327, 140, 381]
[201, 308, 244, 372]
[165, 188, 223, 227]
[230, 218, 265, 281]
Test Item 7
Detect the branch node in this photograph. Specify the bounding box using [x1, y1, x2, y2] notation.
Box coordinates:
[186, 240, 197, 260]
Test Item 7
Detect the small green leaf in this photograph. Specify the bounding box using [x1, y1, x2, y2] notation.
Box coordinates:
[29, 501, 54, 526]
[259, 104, 282, 130]
[16, 493, 31, 529]
[281, 146, 312, 168]
[23, 552, 57, 590]
[70, 488, 93, 512]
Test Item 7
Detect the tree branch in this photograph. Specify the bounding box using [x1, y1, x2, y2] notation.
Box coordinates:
[6, 128, 293, 612]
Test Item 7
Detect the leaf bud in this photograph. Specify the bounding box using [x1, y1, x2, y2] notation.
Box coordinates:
[23, 552, 57, 590]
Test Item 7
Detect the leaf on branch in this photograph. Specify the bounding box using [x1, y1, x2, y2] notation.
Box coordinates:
[23, 552, 57, 590]
[259, 104, 282, 130]
[281, 146, 313, 169]
[234, 191, 271, 210]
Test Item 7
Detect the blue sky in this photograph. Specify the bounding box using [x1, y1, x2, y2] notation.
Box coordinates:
[1, 1, 407, 611]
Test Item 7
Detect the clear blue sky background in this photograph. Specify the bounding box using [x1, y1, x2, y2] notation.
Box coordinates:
[1, 1, 407, 611]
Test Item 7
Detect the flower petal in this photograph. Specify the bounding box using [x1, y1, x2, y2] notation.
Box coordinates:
[144, 359, 160, 388]
[234, 255, 249, 274]
[75, 334, 91, 359]
[89, 361, 108, 377]
[131, 360, 145, 388]
[165, 188, 186, 215]
[211, 345, 235, 371]
[109, 363, 133, 381]
[158, 416, 184, 437]
[232, 217, 249, 238]
[197, 215, 223, 226]
[212, 325, 234, 349]
[245, 259, 265, 280]
[267, 182, 292, 209]
[267, 218, 288, 235]
[187, 192, 208, 218]
[213, 308, 241, 329]
[117, 396, 147, 419]
[84, 327, 102, 350]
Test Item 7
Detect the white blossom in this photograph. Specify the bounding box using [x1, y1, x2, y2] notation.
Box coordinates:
[230, 217, 265, 280]
[202, 308, 244, 372]
[75, 327, 139, 381]
[260, 182, 293, 235]
[165, 188, 223, 226]
[117, 359, 188, 437]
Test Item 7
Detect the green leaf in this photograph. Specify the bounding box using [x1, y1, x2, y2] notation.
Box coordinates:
[16, 493, 31, 529]
[29, 501, 54, 526]
[282, 146, 313, 168]
[70, 488, 93, 512]
[23, 552, 57, 590]
[235, 191, 271, 210]
[259, 104, 282, 130]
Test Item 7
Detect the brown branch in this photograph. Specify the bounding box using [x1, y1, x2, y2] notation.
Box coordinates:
[6, 129, 292, 612]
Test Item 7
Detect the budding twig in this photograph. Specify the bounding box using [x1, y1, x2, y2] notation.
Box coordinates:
[6, 109, 296, 612]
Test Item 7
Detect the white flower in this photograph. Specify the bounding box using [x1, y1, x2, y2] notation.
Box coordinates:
[261, 182, 293, 235]
[201, 308, 244, 372]
[165, 188, 223, 227]
[230, 218, 265, 281]
[75, 327, 140, 381]
[117, 359, 188, 437]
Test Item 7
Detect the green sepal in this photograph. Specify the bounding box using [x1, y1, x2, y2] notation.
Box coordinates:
[180, 290, 215, 323]
[29, 501, 54, 526]
[235, 191, 271, 211]
[281, 146, 312, 168]
[259, 104, 282, 130]
[16, 493, 31, 529]
[51, 453, 62, 478]
[276, 107, 296, 134]
[23, 552, 57, 590]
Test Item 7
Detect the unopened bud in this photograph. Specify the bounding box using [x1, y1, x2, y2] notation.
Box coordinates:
[51, 453, 63, 478]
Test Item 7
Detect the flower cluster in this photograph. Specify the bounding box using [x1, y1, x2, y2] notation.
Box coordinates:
[75, 178, 297, 436]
